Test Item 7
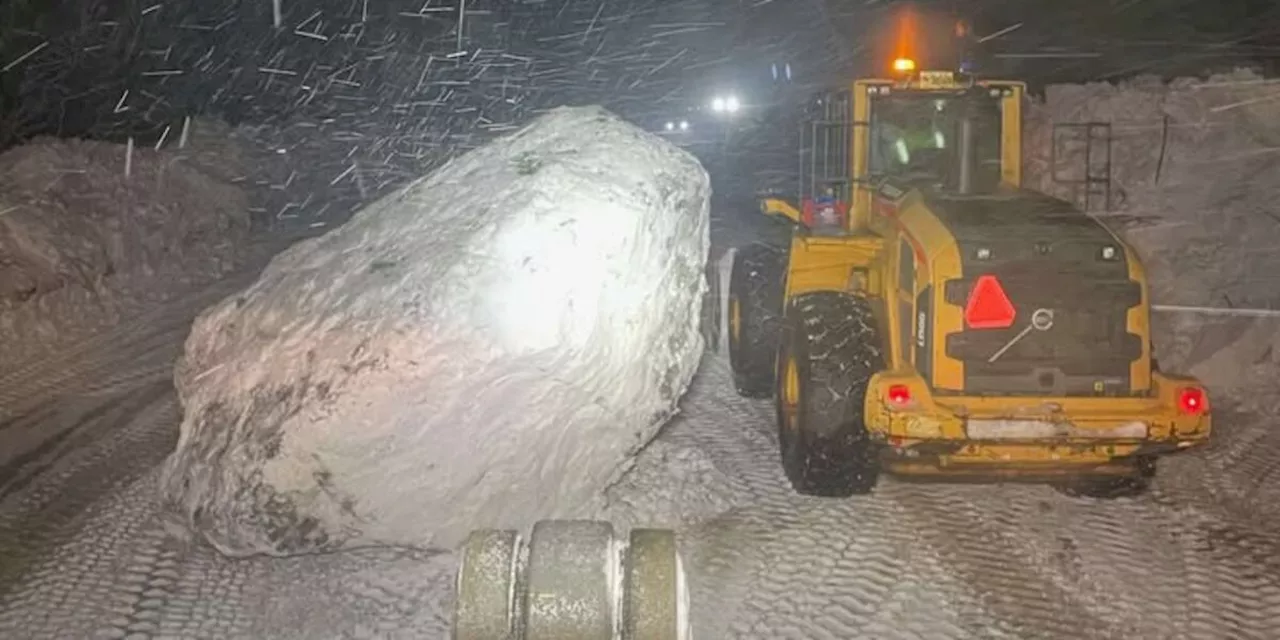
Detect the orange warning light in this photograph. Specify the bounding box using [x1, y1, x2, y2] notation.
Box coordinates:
[893, 58, 916, 73]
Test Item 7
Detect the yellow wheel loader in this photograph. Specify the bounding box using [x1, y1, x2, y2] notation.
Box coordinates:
[726, 54, 1212, 499]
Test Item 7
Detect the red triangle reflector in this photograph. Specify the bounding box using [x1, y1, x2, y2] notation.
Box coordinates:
[965, 274, 1017, 329]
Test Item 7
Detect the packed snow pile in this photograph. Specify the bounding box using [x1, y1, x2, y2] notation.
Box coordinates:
[0, 121, 251, 369]
[159, 105, 712, 557]
[1025, 69, 1280, 525]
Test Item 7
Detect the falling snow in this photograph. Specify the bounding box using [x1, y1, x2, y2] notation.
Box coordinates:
[5, 0, 1280, 638]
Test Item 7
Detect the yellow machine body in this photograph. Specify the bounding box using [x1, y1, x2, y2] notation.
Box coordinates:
[764, 68, 1211, 478]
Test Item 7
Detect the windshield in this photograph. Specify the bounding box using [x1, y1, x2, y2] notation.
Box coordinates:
[868, 91, 1004, 192]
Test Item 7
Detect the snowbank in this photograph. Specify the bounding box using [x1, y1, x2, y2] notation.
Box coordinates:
[0, 121, 251, 369]
[1025, 69, 1280, 524]
[159, 105, 711, 557]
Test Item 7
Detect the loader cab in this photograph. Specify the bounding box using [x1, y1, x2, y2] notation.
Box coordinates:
[735, 44, 1210, 501]
[797, 66, 1025, 233]
[865, 89, 1003, 192]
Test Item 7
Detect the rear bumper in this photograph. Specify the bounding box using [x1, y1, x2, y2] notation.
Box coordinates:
[865, 371, 1211, 474]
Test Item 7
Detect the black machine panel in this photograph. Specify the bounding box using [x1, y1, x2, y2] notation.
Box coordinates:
[930, 190, 1145, 397]
[944, 271, 1142, 396]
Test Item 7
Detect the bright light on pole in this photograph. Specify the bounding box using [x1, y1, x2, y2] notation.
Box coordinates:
[710, 93, 741, 115]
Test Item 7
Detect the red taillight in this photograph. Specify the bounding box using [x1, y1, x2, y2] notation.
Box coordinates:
[964, 274, 1017, 329]
[1178, 387, 1207, 415]
[888, 384, 912, 406]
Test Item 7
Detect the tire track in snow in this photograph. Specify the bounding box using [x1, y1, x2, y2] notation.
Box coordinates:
[0, 287, 210, 422]
[0, 382, 176, 603]
[0, 389, 161, 501]
[672, 358, 999, 639]
[0, 234, 299, 421]
[887, 483, 1127, 639]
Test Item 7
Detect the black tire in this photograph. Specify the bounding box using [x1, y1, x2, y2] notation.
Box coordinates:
[700, 261, 722, 354]
[1053, 456, 1156, 499]
[775, 291, 884, 496]
[728, 244, 787, 397]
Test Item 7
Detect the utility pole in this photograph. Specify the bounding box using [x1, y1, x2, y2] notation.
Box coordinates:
[457, 0, 466, 52]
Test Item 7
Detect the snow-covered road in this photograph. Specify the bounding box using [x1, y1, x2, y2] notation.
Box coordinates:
[3, 232, 1280, 639]
[670, 356, 1280, 639]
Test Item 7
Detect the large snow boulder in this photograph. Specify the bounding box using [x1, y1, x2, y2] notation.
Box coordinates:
[159, 105, 711, 557]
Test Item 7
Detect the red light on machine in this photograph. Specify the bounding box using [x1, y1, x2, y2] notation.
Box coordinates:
[964, 275, 1017, 329]
[1178, 387, 1207, 415]
[887, 384, 912, 406]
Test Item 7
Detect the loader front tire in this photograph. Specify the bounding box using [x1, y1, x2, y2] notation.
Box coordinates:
[776, 291, 884, 497]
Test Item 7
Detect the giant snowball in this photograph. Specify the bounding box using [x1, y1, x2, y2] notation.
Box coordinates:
[159, 106, 711, 557]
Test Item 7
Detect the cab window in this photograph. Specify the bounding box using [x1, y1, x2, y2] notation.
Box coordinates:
[868, 91, 1003, 192]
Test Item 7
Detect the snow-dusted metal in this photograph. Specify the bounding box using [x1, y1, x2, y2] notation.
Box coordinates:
[453, 520, 688, 640]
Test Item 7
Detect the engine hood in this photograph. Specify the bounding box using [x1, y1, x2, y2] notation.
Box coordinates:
[924, 190, 1127, 278]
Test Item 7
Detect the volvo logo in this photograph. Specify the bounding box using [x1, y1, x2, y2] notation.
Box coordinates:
[989, 307, 1055, 363]
[1030, 307, 1055, 331]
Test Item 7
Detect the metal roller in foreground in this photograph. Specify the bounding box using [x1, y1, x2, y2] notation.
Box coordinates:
[453, 520, 690, 640]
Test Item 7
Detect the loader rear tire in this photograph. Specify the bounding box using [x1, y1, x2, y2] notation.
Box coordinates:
[728, 244, 787, 398]
[776, 291, 884, 497]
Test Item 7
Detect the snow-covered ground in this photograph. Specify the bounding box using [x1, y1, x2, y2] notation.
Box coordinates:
[4, 208, 1280, 638]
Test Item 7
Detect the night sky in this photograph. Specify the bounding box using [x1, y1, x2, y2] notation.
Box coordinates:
[2, 0, 1278, 223]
